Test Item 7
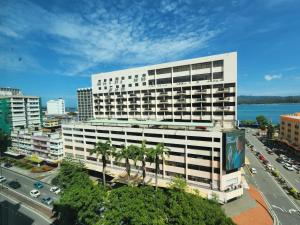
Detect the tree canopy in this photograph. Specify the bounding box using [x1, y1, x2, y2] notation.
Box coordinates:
[53, 158, 234, 225]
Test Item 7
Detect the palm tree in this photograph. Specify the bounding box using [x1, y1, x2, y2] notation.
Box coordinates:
[149, 143, 170, 190]
[90, 140, 114, 186]
[113, 145, 136, 184]
[135, 140, 150, 185]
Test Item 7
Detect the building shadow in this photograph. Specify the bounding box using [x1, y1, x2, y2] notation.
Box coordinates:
[0, 199, 34, 225]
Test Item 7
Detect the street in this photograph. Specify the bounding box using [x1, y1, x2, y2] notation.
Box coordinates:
[0, 166, 59, 208]
[245, 137, 300, 224]
[0, 193, 52, 225]
[246, 131, 300, 192]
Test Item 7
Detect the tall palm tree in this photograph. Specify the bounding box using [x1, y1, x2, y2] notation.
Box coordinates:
[149, 143, 170, 190]
[113, 145, 136, 184]
[135, 140, 150, 185]
[90, 140, 114, 186]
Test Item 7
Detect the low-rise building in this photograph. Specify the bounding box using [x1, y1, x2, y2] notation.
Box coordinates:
[11, 129, 64, 161]
[279, 112, 300, 151]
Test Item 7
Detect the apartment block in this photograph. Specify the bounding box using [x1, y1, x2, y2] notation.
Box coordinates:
[0, 95, 42, 134]
[77, 88, 93, 121]
[63, 52, 244, 202]
[11, 129, 64, 161]
[47, 98, 65, 115]
[279, 112, 300, 151]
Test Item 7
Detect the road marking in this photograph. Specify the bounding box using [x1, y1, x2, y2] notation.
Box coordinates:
[272, 205, 285, 212]
[289, 209, 297, 214]
[0, 192, 53, 224]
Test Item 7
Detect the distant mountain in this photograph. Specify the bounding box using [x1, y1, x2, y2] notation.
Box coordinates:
[238, 96, 300, 104]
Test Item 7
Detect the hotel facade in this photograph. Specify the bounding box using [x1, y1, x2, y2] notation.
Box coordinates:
[63, 52, 244, 202]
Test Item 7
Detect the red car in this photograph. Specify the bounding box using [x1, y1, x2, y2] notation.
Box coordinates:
[259, 155, 265, 161]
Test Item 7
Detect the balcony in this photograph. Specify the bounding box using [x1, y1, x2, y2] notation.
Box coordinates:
[196, 89, 207, 94]
[159, 92, 168, 96]
[194, 98, 206, 103]
[216, 88, 230, 93]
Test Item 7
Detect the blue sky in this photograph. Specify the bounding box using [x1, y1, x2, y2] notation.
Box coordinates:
[1, 0, 300, 107]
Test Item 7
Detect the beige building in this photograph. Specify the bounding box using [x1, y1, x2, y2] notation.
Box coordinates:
[63, 52, 244, 203]
[279, 112, 300, 151]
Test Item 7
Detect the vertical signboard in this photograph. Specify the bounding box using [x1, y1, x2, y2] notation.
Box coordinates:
[223, 130, 245, 171]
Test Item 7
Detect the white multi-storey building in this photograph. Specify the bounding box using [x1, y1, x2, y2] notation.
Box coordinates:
[11, 129, 64, 161]
[62, 52, 244, 202]
[47, 98, 65, 115]
[77, 88, 93, 121]
[92, 52, 236, 128]
[0, 95, 42, 134]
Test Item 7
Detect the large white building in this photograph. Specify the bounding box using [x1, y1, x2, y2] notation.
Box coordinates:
[47, 98, 65, 115]
[77, 88, 93, 121]
[62, 52, 245, 202]
[11, 129, 64, 161]
[0, 95, 42, 134]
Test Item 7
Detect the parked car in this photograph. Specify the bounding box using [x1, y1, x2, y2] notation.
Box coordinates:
[34, 181, 44, 189]
[50, 186, 61, 194]
[41, 196, 53, 205]
[30, 189, 40, 198]
[284, 163, 294, 171]
[0, 176, 7, 183]
[251, 168, 257, 174]
[267, 150, 274, 155]
[4, 162, 13, 168]
[293, 165, 300, 171]
[8, 181, 21, 189]
[259, 155, 265, 161]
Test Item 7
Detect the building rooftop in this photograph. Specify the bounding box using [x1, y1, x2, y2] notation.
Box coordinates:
[0, 95, 40, 99]
[281, 112, 300, 122]
[87, 119, 214, 128]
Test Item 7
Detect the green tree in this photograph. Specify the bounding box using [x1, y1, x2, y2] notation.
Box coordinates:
[99, 186, 167, 225]
[52, 160, 106, 225]
[113, 145, 136, 184]
[52, 159, 87, 189]
[0, 131, 11, 155]
[90, 140, 115, 186]
[256, 115, 269, 129]
[169, 176, 187, 192]
[135, 140, 151, 185]
[148, 143, 170, 190]
[166, 190, 234, 225]
[267, 124, 275, 139]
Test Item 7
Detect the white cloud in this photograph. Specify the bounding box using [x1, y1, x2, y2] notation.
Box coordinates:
[264, 74, 282, 81]
[0, 0, 224, 76]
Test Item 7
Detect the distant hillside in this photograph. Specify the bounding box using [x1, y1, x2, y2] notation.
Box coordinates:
[238, 96, 300, 104]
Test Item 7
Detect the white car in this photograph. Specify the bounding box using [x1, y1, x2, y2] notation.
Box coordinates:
[30, 189, 40, 198]
[284, 163, 294, 171]
[50, 186, 61, 194]
[251, 168, 257, 174]
[0, 176, 6, 183]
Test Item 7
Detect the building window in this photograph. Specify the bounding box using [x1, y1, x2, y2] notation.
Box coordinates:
[142, 82, 146, 86]
[135, 83, 138, 86]
[128, 76, 132, 79]
[213, 60, 223, 67]
[129, 84, 132, 87]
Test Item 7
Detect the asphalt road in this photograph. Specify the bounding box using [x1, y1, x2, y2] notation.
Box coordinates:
[245, 139, 300, 225]
[246, 131, 300, 192]
[0, 193, 51, 225]
[0, 166, 59, 208]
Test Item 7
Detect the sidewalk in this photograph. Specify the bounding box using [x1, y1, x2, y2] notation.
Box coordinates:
[222, 185, 273, 225]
